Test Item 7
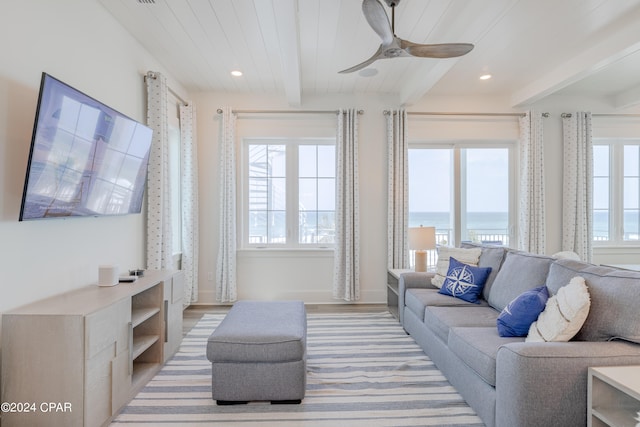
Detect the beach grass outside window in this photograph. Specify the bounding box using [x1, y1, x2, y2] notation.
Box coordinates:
[243, 138, 336, 248]
[408, 143, 515, 247]
[593, 140, 640, 244]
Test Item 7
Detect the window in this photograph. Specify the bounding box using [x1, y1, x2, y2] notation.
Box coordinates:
[243, 138, 336, 248]
[408, 143, 515, 247]
[593, 140, 640, 244]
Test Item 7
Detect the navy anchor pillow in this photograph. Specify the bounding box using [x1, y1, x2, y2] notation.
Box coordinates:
[497, 285, 549, 337]
[438, 257, 492, 303]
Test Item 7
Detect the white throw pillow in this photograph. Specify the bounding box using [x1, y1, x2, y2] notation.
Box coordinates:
[431, 247, 482, 288]
[526, 276, 591, 342]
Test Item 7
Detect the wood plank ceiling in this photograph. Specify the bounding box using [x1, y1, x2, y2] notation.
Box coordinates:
[99, 0, 640, 108]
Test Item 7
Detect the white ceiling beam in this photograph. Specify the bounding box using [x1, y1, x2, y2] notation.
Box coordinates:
[511, 9, 640, 107]
[613, 83, 640, 110]
[399, 0, 518, 105]
[400, 59, 461, 106]
[254, 0, 302, 107]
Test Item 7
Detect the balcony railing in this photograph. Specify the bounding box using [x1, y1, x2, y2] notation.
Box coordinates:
[434, 229, 510, 247]
[412, 229, 510, 269]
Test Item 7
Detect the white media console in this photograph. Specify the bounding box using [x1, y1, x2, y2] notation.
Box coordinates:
[1, 269, 184, 427]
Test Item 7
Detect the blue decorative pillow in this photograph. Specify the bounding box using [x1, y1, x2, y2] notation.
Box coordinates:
[438, 257, 492, 303]
[497, 285, 549, 337]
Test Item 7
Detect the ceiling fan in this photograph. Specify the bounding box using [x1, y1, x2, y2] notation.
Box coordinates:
[339, 0, 474, 74]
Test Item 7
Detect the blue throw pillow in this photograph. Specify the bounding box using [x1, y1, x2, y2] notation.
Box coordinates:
[497, 285, 549, 337]
[438, 257, 492, 303]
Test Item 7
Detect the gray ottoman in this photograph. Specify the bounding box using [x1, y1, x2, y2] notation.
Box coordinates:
[206, 300, 307, 404]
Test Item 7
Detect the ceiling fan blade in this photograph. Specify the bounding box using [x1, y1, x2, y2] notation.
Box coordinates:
[402, 41, 474, 58]
[338, 45, 385, 74]
[362, 0, 394, 45]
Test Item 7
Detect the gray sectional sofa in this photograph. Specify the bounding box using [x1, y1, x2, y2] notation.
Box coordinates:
[399, 243, 640, 427]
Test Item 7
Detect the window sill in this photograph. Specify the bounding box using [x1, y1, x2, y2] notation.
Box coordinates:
[238, 248, 334, 258]
[593, 244, 640, 249]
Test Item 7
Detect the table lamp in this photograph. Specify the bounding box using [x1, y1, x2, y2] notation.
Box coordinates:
[408, 226, 436, 272]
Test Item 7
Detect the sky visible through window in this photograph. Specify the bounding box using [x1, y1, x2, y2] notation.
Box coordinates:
[408, 147, 509, 244]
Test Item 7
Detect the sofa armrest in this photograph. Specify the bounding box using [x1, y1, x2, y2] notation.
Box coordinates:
[495, 340, 640, 427]
[398, 272, 437, 325]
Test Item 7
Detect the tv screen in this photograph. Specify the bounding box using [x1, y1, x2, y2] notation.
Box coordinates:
[19, 73, 153, 221]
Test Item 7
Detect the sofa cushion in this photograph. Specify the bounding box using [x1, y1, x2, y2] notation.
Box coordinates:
[497, 285, 549, 337]
[405, 288, 488, 319]
[448, 327, 523, 387]
[432, 246, 482, 288]
[423, 305, 500, 343]
[438, 257, 492, 303]
[487, 251, 554, 312]
[544, 259, 613, 294]
[460, 242, 508, 299]
[526, 277, 590, 342]
[546, 260, 640, 343]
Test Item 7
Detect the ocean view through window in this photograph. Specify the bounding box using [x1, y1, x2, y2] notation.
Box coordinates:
[409, 212, 509, 246]
[593, 140, 640, 244]
[409, 144, 513, 247]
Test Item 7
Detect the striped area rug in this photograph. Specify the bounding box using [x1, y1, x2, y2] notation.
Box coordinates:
[111, 311, 484, 426]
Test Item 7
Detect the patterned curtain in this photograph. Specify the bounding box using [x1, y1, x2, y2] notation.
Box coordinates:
[216, 107, 237, 302]
[145, 71, 173, 270]
[179, 103, 199, 305]
[562, 112, 593, 262]
[387, 109, 409, 269]
[333, 109, 360, 301]
[518, 111, 546, 253]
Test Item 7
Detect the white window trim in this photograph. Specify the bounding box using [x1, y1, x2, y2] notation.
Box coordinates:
[239, 137, 336, 249]
[593, 138, 640, 247]
[408, 139, 517, 247]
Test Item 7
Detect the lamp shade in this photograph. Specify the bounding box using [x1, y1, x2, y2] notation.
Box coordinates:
[408, 226, 436, 250]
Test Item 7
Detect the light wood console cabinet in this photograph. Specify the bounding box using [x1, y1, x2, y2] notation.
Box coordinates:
[588, 366, 640, 427]
[1, 270, 184, 427]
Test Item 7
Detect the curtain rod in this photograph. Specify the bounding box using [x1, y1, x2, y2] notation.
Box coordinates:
[144, 73, 188, 106]
[561, 113, 640, 118]
[216, 109, 364, 115]
[383, 110, 549, 118]
[168, 87, 188, 106]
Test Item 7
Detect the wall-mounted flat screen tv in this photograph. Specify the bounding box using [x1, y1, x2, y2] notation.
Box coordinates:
[19, 73, 153, 221]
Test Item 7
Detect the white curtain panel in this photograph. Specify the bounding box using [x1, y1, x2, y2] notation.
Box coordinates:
[518, 111, 546, 254]
[562, 112, 593, 262]
[386, 109, 410, 269]
[333, 109, 361, 301]
[216, 107, 237, 303]
[145, 71, 173, 270]
[179, 103, 199, 305]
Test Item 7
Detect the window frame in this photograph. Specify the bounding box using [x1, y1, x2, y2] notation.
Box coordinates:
[408, 140, 517, 247]
[240, 137, 336, 249]
[593, 138, 640, 247]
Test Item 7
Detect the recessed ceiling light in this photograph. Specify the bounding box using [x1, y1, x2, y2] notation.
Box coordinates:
[231, 70, 243, 77]
[479, 74, 492, 80]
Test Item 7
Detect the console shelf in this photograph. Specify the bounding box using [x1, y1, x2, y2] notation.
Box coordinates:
[588, 366, 640, 427]
[132, 334, 160, 359]
[1, 269, 184, 427]
[132, 306, 161, 327]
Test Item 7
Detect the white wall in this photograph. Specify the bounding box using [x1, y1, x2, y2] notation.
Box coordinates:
[0, 0, 186, 314]
[194, 92, 640, 305]
[194, 92, 394, 304]
[3, 2, 638, 313]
